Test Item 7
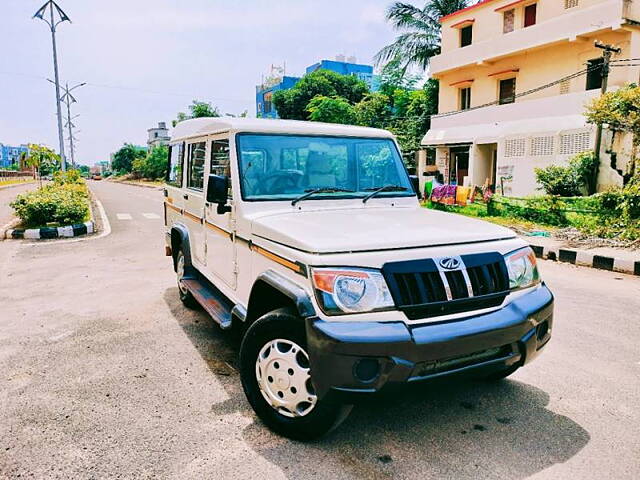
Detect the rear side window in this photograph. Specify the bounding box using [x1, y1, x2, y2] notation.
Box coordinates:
[166, 143, 184, 187]
[187, 142, 206, 191]
[210, 139, 230, 177]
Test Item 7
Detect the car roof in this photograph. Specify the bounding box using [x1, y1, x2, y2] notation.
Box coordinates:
[170, 117, 395, 142]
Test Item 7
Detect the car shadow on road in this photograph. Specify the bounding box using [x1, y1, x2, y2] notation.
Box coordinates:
[164, 288, 589, 479]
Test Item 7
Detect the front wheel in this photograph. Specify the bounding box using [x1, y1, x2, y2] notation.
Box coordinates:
[239, 307, 351, 440]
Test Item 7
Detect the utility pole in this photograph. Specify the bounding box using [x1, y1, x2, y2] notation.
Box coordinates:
[592, 41, 621, 194]
[34, 1, 71, 171]
[60, 82, 86, 168]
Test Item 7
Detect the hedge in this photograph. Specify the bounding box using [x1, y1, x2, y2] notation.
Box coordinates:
[10, 171, 90, 227]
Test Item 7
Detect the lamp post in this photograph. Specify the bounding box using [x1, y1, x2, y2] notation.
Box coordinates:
[34, 1, 71, 171]
[61, 82, 86, 168]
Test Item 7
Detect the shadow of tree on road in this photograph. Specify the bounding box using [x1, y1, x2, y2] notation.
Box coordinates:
[164, 288, 589, 479]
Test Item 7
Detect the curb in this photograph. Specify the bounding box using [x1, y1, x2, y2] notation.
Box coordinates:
[0, 181, 36, 191]
[7, 221, 95, 240]
[107, 179, 163, 190]
[529, 244, 640, 276]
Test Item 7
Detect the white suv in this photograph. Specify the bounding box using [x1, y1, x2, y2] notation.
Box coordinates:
[164, 118, 553, 440]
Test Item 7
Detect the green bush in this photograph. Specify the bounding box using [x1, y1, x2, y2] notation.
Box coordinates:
[10, 180, 89, 227]
[534, 151, 598, 196]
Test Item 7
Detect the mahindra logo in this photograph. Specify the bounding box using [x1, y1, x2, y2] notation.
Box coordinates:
[439, 257, 461, 270]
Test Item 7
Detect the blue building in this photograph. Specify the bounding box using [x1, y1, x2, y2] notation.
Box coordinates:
[256, 57, 381, 118]
[0, 144, 29, 169]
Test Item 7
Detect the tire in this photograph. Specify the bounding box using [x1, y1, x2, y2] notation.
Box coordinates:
[175, 249, 199, 309]
[239, 307, 351, 440]
[482, 364, 519, 382]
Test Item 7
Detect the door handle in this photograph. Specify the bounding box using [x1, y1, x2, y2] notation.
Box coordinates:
[183, 193, 189, 200]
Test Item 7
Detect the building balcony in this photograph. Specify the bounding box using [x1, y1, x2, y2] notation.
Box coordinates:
[423, 89, 601, 145]
[431, 0, 628, 76]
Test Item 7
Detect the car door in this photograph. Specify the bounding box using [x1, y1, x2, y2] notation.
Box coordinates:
[183, 139, 207, 266]
[204, 136, 236, 288]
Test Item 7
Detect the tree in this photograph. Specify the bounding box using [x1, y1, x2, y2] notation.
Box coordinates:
[375, 1, 472, 71]
[306, 96, 356, 124]
[585, 84, 640, 183]
[132, 145, 168, 179]
[23, 144, 61, 182]
[273, 70, 369, 120]
[173, 100, 221, 126]
[354, 93, 393, 129]
[111, 144, 146, 174]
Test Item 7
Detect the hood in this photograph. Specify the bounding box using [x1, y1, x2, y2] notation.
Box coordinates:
[251, 206, 516, 254]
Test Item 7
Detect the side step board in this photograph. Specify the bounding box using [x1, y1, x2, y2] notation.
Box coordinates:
[182, 274, 233, 330]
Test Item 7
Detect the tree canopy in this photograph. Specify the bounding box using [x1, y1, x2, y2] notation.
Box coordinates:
[111, 144, 147, 173]
[173, 100, 221, 127]
[375, 1, 473, 71]
[272, 70, 369, 120]
[24, 144, 60, 176]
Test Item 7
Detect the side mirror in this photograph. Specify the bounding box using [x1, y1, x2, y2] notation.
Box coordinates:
[206, 174, 231, 213]
[409, 175, 420, 198]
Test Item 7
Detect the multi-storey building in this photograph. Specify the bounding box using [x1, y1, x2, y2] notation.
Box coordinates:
[256, 57, 381, 118]
[0, 144, 29, 169]
[421, 0, 640, 196]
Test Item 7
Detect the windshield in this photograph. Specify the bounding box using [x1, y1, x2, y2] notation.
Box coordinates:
[236, 134, 413, 201]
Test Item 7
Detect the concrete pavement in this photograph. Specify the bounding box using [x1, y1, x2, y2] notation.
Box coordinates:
[1, 180, 639, 479]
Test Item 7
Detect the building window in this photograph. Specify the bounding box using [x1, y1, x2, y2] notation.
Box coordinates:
[154, 132, 158, 138]
[586, 58, 604, 90]
[503, 9, 515, 33]
[460, 25, 473, 47]
[531, 136, 555, 156]
[524, 3, 537, 27]
[264, 92, 273, 114]
[504, 138, 526, 158]
[565, 0, 578, 8]
[559, 78, 570, 94]
[459, 87, 471, 110]
[560, 131, 592, 154]
[499, 78, 516, 104]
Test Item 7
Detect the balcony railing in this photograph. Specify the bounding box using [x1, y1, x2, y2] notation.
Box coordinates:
[432, 0, 626, 75]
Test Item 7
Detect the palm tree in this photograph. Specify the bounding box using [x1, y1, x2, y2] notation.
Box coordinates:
[375, 1, 473, 71]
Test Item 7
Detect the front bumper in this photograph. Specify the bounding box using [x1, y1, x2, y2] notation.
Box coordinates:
[305, 284, 553, 400]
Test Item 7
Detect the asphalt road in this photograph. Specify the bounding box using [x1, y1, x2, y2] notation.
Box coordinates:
[0, 182, 37, 227]
[1, 180, 639, 479]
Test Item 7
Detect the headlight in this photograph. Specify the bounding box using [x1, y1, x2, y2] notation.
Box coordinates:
[311, 268, 394, 315]
[504, 247, 541, 290]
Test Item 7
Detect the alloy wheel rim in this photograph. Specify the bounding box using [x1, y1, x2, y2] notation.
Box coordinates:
[255, 339, 317, 418]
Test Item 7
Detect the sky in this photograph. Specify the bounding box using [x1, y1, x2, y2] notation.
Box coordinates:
[0, 0, 401, 166]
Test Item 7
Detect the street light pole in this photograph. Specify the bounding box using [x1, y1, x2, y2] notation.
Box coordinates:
[60, 82, 85, 168]
[34, 1, 71, 171]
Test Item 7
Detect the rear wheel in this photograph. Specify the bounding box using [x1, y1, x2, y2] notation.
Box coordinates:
[239, 307, 351, 440]
[176, 249, 198, 309]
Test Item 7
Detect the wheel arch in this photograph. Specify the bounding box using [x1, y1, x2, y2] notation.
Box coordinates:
[170, 223, 192, 271]
[245, 270, 316, 326]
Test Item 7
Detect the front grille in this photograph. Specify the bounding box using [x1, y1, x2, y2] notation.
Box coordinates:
[382, 253, 510, 320]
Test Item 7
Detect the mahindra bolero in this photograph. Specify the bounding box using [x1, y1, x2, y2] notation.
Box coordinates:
[163, 118, 553, 440]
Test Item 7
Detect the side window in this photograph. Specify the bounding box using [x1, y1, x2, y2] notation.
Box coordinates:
[187, 142, 206, 191]
[166, 143, 184, 187]
[210, 139, 230, 176]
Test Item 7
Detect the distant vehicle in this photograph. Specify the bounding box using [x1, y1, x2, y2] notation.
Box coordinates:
[164, 118, 553, 440]
[91, 174, 102, 180]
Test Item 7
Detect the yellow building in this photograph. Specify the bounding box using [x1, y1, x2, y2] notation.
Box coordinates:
[421, 0, 640, 196]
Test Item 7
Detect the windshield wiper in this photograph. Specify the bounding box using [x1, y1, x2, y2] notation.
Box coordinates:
[362, 184, 408, 203]
[291, 187, 355, 206]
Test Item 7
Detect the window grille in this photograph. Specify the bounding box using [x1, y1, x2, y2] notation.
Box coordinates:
[531, 136, 555, 156]
[504, 138, 525, 158]
[559, 79, 570, 94]
[559, 131, 592, 155]
[565, 0, 579, 9]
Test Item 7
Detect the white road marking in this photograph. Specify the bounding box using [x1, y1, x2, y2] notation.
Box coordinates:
[142, 213, 160, 219]
[116, 213, 132, 220]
